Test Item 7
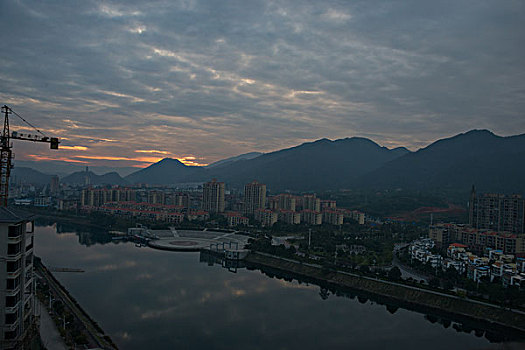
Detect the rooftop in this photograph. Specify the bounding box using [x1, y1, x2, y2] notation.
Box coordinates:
[0, 207, 34, 223]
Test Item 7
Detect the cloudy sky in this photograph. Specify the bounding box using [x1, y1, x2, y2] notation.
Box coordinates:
[1, 0, 524, 169]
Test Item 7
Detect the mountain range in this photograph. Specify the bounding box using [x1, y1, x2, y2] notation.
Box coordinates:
[358, 130, 525, 193]
[13, 130, 525, 193]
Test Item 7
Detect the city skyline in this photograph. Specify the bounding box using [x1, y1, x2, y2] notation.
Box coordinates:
[2, 1, 524, 170]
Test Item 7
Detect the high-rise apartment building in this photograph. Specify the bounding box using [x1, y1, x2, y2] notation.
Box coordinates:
[469, 187, 525, 234]
[255, 209, 278, 227]
[269, 194, 296, 212]
[243, 181, 266, 215]
[202, 179, 225, 214]
[301, 209, 322, 225]
[81, 187, 136, 207]
[429, 223, 525, 254]
[321, 200, 336, 210]
[278, 209, 301, 225]
[169, 193, 190, 208]
[0, 208, 36, 349]
[148, 190, 166, 205]
[302, 194, 320, 212]
[322, 210, 344, 225]
[49, 175, 59, 196]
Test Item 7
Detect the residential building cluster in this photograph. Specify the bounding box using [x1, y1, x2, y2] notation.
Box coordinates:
[409, 238, 443, 268]
[199, 179, 366, 227]
[429, 223, 524, 255]
[11, 174, 368, 228]
[85, 201, 209, 223]
[253, 192, 355, 227]
[409, 238, 525, 288]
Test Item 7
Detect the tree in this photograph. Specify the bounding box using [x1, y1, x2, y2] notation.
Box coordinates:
[428, 278, 440, 288]
[388, 266, 402, 281]
[443, 279, 454, 291]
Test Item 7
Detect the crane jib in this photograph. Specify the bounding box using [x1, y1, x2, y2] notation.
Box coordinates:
[0, 105, 60, 206]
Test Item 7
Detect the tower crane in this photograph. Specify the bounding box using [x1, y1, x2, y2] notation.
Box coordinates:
[1, 105, 59, 207]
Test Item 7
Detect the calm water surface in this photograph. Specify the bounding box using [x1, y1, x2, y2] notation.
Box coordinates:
[34, 224, 494, 350]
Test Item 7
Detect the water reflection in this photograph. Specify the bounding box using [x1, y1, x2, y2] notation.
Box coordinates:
[36, 218, 125, 246]
[201, 250, 523, 344]
[33, 224, 505, 350]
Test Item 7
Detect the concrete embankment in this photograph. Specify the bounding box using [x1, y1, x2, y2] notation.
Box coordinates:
[245, 252, 525, 337]
[35, 259, 118, 349]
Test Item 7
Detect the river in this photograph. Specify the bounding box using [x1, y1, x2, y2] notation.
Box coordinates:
[34, 223, 499, 349]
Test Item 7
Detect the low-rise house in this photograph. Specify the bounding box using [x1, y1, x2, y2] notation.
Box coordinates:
[443, 259, 466, 274]
[224, 212, 249, 227]
[255, 209, 278, 227]
[186, 210, 210, 221]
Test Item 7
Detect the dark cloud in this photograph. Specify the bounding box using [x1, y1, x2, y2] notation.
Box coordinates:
[1, 0, 524, 167]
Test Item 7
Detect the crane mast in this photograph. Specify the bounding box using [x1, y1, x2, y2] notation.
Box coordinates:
[0, 105, 59, 207]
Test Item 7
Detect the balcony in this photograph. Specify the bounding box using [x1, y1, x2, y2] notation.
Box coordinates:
[3, 317, 20, 332]
[6, 265, 22, 278]
[4, 325, 20, 340]
[25, 245, 33, 254]
[5, 300, 21, 314]
[7, 235, 22, 244]
[4, 284, 21, 297]
[7, 225, 23, 244]
[7, 243, 23, 260]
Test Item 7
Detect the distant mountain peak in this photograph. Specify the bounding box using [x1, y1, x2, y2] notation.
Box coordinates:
[463, 129, 495, 136]
[157, 158, 185, 165]
[125, 156, 204, 185]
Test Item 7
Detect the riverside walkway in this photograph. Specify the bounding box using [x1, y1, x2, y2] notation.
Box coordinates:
[37, 300, 68, 350]
[36, 261, 117, 349]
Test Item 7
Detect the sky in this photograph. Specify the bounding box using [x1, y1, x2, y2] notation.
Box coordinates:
[1, 0, 524, 170]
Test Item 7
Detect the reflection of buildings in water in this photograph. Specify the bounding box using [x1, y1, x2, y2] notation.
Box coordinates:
[78, 232, 93, 246]
[199, 250, 246, 272]
[76, 231, 114, 246]
[251, 263, 517, 344]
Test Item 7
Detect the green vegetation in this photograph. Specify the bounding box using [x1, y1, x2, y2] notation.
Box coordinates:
[323, 189, 468, 222]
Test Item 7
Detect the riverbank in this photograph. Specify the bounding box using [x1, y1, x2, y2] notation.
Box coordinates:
[29, 208, 126, 230]
[245, 252, 525, 338]
[35, 258, 118, 349]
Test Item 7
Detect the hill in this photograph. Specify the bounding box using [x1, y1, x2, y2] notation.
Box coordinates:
[11, 167, 53, 185]
[202, 137, 410, 191]
[62, 171, 128, 186]
[125, 158, 205, 185]
[206, 152, 262, 169]
[359, 130, 525, 193]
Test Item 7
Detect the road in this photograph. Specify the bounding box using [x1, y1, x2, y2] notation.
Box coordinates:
[36, 300, 68, 350]
[36, 263, 117, 349]
[392, 243, 429, 283]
